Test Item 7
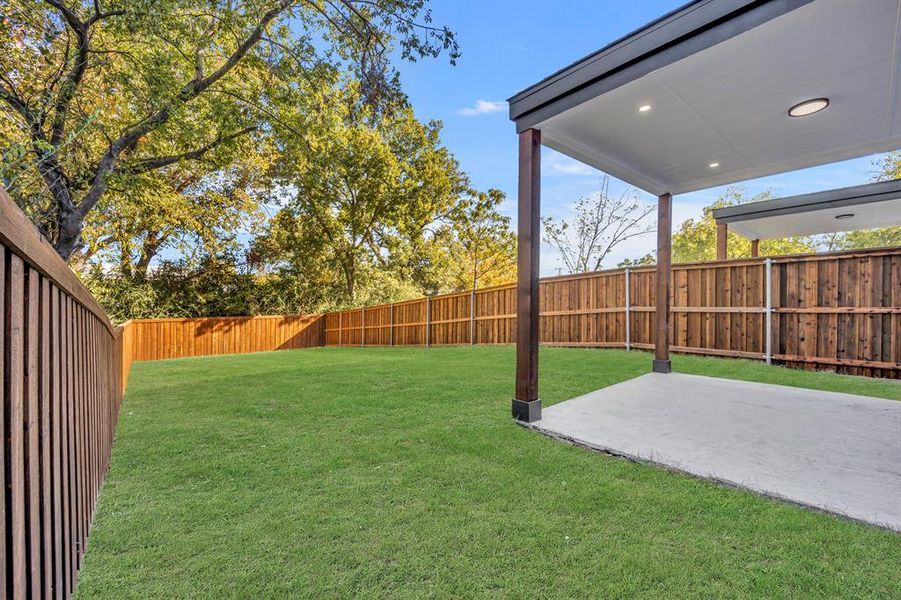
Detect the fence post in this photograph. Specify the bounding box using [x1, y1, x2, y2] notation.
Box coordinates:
[361, 308, 365, 348]
[624, 268, 631, 351]
[470, 289, 476, 345]
[425, 296, 431, 347]
[338, 311, 343, 346]
[389, 304, 394, 346]
[765, 258, 772, 364]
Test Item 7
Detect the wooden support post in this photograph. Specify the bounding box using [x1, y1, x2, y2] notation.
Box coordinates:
[654, 193, 673, 373]
[624, 268, 631, 351]
[750, 239, 760, 258]
[389, 304, 394, 346]
[513, 128, 541, 422]
[338, 312, 342, 346]
[765, 257, 772, 364]
[425, 296, 431, 347]
[470, 289, 476, 345]
[361, 308, 365, 347]
[716, 222, 728, 261]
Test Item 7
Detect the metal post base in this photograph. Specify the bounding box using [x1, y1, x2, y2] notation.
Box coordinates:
[512, 399, 542, 423]
[652, 359, 672, 374]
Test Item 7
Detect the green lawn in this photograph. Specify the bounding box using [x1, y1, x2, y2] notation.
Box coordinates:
[77, 347, 901, 598]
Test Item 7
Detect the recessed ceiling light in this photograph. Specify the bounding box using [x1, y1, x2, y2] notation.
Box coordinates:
[788, 98, 829, 117]
[835, 213, 854, 220]
[708, 162, 720, 168]
[638, 104, 652, 112]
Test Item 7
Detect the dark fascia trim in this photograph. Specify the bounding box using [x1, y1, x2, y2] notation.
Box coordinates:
[509, 0, 813, 132]
[712, 179, 901, 223]
[507, 0, 711, 105]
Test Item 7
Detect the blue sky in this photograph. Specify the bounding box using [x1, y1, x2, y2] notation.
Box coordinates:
[393, 0, 884, 275]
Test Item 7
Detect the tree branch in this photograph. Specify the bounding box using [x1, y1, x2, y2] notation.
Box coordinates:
[43, 0, 84, 30]
[120, 126, 257, 175]
[43, 0, 121, 147]
[74, 0, 295, 221]
[0, 84, 36, 127]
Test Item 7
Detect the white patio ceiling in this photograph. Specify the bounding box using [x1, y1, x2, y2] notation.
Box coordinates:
[713, 179, 901, 240]
[725, 198, 901, 240]
[526, 0, 901, 196]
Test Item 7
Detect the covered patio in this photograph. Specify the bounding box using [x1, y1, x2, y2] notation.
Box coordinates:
[507, 0, 901, 528]
[508, 0, 901, 418]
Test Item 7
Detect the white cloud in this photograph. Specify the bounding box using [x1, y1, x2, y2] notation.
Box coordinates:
[456, 99, 506, 116]
[551, 161, 596, 176]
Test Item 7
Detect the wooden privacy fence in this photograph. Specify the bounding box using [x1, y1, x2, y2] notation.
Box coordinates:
[325, 247, 901, 378]
[1, 187, 132, 598]
[124, 314, 323, 362]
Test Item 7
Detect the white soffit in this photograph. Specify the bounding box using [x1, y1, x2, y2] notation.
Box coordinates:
[727, 198, 901, 239]
[536, 0, 901, 195]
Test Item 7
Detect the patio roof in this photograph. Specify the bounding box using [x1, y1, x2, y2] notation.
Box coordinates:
[712, 179, 901, 240]
[508, 0, 901, 196]
[509, 0, 901, 421]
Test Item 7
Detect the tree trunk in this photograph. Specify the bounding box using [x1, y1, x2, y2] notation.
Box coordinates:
[135, 232, 165, 277]
[345, 259, 356, 302]
[54, 207, 84, 261]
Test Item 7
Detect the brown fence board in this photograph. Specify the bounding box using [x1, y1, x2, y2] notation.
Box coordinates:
[9, 253, 28, 598]
[40, 277, 53, 599]
[26, 267, 41, 596]
[50, 285, 64, 597]
[122, 315, 323, 362]
[63, 298, 75, 595]
[0, 247, 5, 596]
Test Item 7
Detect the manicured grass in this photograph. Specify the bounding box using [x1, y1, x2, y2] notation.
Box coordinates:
[77, 347, 900, 598]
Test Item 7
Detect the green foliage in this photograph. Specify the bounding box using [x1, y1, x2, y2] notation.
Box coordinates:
[255, 82, 510, 307]
[80, 154, 268, 278]
[433, 188, 516, 289]
[830, 227, 901, 250]
[0, 0, 458, 259]
[617, 253, 655, 268]
[83, 253, 262, 322]
[77, 75, 511, 319]
[872, 151, 901, 180]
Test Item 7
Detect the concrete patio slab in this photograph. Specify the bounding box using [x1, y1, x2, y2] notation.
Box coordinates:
[531, 373, 901, 532]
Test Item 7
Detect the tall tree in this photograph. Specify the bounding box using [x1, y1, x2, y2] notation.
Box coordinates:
[0, 0, 458, 260]
[542, 176, 655, 274]
[435, 188, 515, 290]
[258, 82, 469, 304]
[672, 187, 816, 263]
